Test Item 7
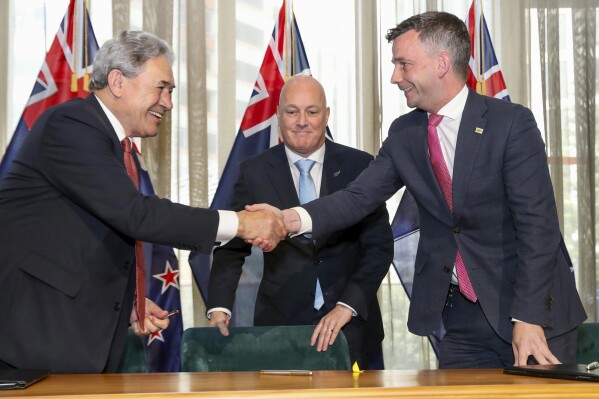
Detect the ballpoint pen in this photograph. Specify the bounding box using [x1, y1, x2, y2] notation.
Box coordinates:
[586, 361, 599, 371]
[165, 310, 180, 318]
[260, 370, 313, 376]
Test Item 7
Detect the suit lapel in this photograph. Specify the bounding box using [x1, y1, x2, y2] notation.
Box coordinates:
[84, 94, 121, 149]
[452, 90, 487, 221]
[266, 145, 301, 209]
[320, 141, 344, 197]
[317, 141, 344, 249]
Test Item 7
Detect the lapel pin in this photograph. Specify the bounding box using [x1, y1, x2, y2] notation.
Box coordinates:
[475, 127, 484, 134]
[333, 170, 341, 177]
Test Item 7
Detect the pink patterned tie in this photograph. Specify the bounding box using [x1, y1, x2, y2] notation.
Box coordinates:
[122, 138, 147, 327]
[427, 114, 477, 302]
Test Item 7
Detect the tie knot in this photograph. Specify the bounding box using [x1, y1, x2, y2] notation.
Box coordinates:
[295, 159, 316, 174]
[428, 113, 443, 128]
[121, 138, 132, 153]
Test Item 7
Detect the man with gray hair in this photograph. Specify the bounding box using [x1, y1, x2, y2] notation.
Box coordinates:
[0, 30, 285, 373]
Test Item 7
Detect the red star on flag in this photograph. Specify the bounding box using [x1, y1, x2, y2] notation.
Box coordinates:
[147, 330, 165, 345]
[153, 260, 180, 295]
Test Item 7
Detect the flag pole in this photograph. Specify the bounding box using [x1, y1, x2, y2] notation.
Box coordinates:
[71, 0, 78, 92]
[478, 0, 486, 95]
[283, 0, 290, 81]
[83, 0, 90, 91]
[290, 1, 296, 77]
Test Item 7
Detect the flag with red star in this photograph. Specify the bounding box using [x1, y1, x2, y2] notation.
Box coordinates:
[137, 147, 183, 372]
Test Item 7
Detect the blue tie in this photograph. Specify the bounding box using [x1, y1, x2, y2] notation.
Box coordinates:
[295, 159, 324, 310]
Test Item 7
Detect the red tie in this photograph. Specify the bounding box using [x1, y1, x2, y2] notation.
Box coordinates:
[121, 138, 147, 327]
[427, 114, 477, 302]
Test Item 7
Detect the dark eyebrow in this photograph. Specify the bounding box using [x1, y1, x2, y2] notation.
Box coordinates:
[158, 80, 175, 89]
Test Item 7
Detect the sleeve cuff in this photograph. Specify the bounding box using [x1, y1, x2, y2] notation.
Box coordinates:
[291, 206, 312, 236]
[336, 302, 358, 317]
[215, 210, 238, 245]
[206, 307, 232, 320]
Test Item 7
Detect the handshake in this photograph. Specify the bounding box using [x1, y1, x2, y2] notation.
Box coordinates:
[235, 204, 301, 252]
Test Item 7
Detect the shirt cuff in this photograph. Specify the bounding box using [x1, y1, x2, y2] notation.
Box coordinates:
[336, 302, 358, 317]
[291, 206, 312, 236]
[215, 210, 238, 245]
[206, 307, 232, 320]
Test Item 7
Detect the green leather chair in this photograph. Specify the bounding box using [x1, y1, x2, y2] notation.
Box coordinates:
[116, 327, 148, 373]
[180, 325, 351, 372]
[577, 322, 599, 364]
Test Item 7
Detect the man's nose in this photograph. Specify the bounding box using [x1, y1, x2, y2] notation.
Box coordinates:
[160, 89, 173, 111]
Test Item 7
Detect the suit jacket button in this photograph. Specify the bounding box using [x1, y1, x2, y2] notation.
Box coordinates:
[114, 302, 121, 311]
[124, 260, 131, 270]
[443, 265, 451, 273]
[452, 226, 462, 234]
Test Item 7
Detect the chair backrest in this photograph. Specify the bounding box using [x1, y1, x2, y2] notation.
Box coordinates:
[180, 325, 351, 372]
[116, 327, 148, 373]
[577, 322, 599, 364]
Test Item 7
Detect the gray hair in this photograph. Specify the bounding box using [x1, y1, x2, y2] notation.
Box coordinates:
[385, 11, 471, 81]
[89, 30, 175, 90]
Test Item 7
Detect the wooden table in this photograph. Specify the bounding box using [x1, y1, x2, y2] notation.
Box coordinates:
[1, 369, 598, 398]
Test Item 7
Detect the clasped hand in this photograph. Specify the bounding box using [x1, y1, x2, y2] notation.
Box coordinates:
[237, 204, 301, 252]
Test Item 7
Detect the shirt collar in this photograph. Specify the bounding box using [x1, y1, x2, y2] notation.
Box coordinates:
[434, 85, 469, 121]
[94, 94, 142, 149]
[284, 141, 326, 166]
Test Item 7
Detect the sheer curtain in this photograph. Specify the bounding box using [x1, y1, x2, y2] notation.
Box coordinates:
[530, 0, 597, 321]
[498, 0, 598, 323]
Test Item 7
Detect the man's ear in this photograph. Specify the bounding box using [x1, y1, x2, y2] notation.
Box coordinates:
[107, 69, 124, 97]
[437, 52, 451, 78]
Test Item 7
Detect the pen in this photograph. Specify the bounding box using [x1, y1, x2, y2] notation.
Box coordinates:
[260, 370, 313, 376]
[166, 310, 180, 318]
[586, 361, 599, 371]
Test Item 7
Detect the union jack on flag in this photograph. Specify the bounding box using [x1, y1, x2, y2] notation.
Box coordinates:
[189, 0, 323, 310]
[0, 0, 98, 181]
[465, 0, 510, 101]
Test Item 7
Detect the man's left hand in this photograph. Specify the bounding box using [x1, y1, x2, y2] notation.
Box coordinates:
[512, 321, 560, 366]
[130, 298, 170, 336]
[310, 305, 353, 352]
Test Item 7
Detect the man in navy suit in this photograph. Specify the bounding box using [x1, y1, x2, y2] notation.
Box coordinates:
[0, 31, 285, 373]
[251, 12, 586, 368]
[207, 75, 393, 368]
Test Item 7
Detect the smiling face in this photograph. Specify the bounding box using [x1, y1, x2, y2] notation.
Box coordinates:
[116, 55, 175, 138]
[390, 30, 443, 113]
[277, 76, 330, 157]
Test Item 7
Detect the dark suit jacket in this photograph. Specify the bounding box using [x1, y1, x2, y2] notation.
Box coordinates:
[0, 94, 219, 373]
[208, 141, 393, 364]
[303, 89, 586, 343]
